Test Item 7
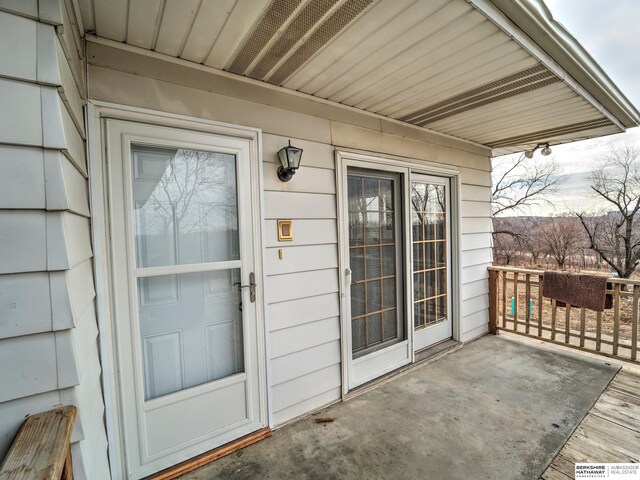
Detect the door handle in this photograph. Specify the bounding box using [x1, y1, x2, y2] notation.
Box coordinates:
[234, 272, 256, 303]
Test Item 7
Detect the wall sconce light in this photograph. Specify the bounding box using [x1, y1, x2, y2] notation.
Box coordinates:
[277, 140, 303, 182]
[524, 143, 552, 158]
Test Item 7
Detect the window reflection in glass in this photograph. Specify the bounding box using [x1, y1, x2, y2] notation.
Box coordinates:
[348, 173, 403, 355]
[411, 181, 448, 329]
[132, 145, 240, 268]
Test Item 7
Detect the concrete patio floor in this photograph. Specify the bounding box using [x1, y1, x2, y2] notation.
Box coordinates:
[183, 335, 619, 480]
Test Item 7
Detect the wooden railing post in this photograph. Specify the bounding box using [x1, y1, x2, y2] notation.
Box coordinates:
[488, 269, 499, 335]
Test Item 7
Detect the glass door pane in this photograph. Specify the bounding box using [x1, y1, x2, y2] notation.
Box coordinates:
[138, 270, 244, 400]
[131, 144, 245, 400]
[411, 181, 449, 330]
[132, 146, 240, 267]
[348, 171, 404, 357]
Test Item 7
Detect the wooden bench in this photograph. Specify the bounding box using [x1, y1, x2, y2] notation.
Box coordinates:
[0, 406, 76, 480]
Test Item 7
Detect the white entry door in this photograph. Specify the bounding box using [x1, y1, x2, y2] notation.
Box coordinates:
[106, 119, 266, 479]
[411, 174, 453, 351]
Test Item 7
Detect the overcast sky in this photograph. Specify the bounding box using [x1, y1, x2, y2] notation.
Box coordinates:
[494, 0, 640, 216]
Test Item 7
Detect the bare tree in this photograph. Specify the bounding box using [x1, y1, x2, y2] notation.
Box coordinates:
[492, 152, 564, 219]
[538, 216, 583, 269]
[518, 218, 547, 265]
[493, 231, 521, 265]
[576, 145, 640, 278]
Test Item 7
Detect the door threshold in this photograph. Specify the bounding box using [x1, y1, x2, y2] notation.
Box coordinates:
[345, 339, 462, 400]
[146, 428, 272, 480]
[415, 338, 460, 364]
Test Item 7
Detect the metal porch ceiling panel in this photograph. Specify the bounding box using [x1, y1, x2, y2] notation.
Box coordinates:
[80, 0, 624, 152]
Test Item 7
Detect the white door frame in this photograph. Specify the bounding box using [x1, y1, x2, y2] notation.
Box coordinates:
[336, 150, 462, 397]
[87, 101, 271, 479]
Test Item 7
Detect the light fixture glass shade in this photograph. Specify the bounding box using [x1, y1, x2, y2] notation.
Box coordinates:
[276, 140, 304, 182]
[541, 144, 552, 156]
[277, 141, 303, 171]
[524, 149, 535, 159]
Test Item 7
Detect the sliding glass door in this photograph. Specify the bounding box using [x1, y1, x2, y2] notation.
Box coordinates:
[340, 154, 456, 391]
[343, 167, 411, 388]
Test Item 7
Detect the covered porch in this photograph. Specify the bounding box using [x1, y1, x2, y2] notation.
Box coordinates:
[2, 1, 640, 479]
[174, 334, 634, 480]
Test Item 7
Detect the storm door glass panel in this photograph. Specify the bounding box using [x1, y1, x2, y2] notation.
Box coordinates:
[131, 144, 244, 401]
[411, 181, 448, 329]
[137, 270, 244, 400]
[132, 146, 240, 267]
[348, 172, 404, 357]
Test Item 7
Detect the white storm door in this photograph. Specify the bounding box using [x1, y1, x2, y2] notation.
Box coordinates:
[106, 120, 265, 479]
[342, 165, 411, 390]
[411, 174, 453, 351]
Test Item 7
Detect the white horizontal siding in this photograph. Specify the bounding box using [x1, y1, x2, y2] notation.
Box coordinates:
[271, 364, 342, 415]
[0, 146, 45, 208]
[461, 232, 492, 251]
[264, 191, 336, 219]
[0, 11, 37, 81]
[56, 38, 84, 132]
[271, 340, 341, 387]
[64, 258, 97, 327]
[72, 305, 99, 381]
[462, 294, 489, 317]
[271, 317, 341, 359]
[459, 181, 492, 340]
[461, 247, 493, 267]
[263, 132, 342, 426]
[460, 321, 489, 343]
[273, 387, 342, 426]
[0, 4, 107, 477]
[42, 89, 86, 174]
[266, 268, 339, 305]
[0, 211, 47, 274]
[57, 2, 84, 89]
[0, 272, 52, 338]
[45, 151, 90, 215]
[265, 244, 338, 276]
[269, 292, 340, 332]
[461, 183, 492, 201]
[461, 217, 492, 234]
[460, 167, 492, 187]
[462, 308, 490, 332]
[61, 213, 92, 268]
[55, 330, 79, 388]
[461, 278, 489, 301]
[263, 163, 336, 193]
[0, 333, 58, 403]
[462, 263, 490, 286]
[0, 78, 42, 145]
[461, 199, 492, 218]
[264, 219, 337, 247]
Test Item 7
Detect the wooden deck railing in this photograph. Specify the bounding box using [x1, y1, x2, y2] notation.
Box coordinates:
[488, 266, 639, 363]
